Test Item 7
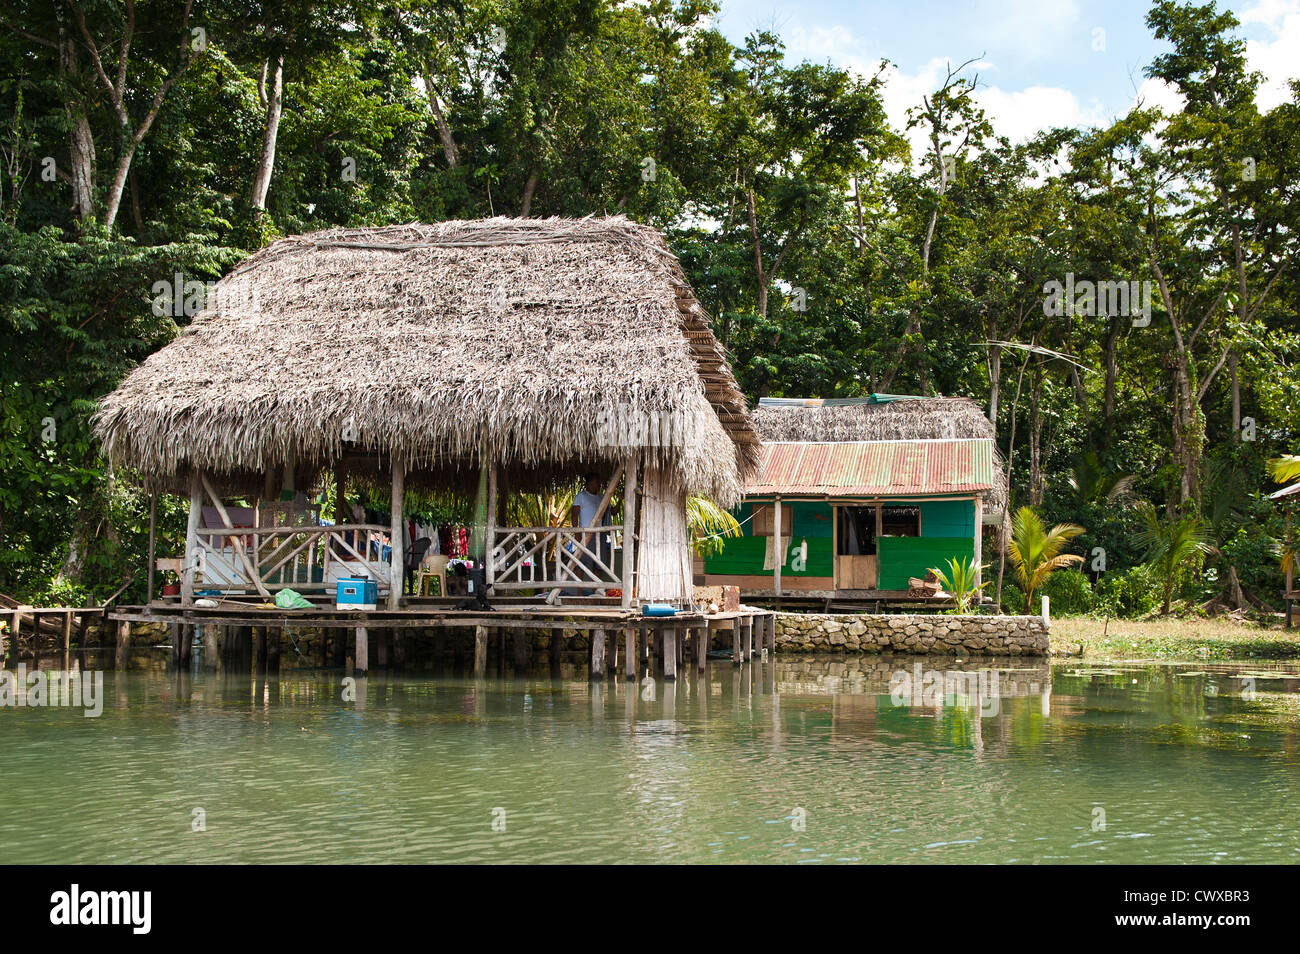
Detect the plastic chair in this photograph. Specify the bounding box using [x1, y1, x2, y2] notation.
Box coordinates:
[416, 554, 450, 597]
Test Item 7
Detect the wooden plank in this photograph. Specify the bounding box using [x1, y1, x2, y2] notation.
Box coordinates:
[663, 626, 677, 680]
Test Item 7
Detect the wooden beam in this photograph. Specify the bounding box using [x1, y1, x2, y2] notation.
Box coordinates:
[355, 626, 368, 673]
[146, 492, 158, 604]
[624, 626, 637, 680]
[182, 472, 203, 605]
[773, 496, 783, 596]
[622, 454, 638, 608]
[590, 627, 605, 679]
[473, 624, 488, 676]
[114, 620, 131, 670]
[389, 457, 405, 610]
[486, 461, 498, 587]
[663, 626, 677, 680]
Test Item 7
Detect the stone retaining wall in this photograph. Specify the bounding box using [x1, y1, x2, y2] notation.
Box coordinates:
[774, 612, 1049, 656]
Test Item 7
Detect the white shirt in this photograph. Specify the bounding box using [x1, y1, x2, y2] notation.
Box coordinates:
[574, 490, 607, 527]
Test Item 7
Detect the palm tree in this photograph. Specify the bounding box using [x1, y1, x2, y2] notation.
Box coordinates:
[1066, 450, 1136, 505]
[1008, 506, 1085, 612]
[1269, 455, 1300, 485]
[929, 556, 989, 614]
[686, 496, 742, 557]
[1135, 502, 1212, 615]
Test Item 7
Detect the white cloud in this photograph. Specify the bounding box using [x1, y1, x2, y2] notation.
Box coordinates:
[1240, 0, 1300, 110]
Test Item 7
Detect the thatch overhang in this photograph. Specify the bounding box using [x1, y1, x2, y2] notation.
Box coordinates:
[94, 217, 759, 506]
[749, 396, 1008, 512]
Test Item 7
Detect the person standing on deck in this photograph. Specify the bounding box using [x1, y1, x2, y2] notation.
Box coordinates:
[570, 472, 612, 591]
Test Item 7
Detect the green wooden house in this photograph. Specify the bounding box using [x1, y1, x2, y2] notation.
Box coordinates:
[698, 395, 1006, 601]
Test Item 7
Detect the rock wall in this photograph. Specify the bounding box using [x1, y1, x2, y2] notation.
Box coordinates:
[774, 613, 1049, 656]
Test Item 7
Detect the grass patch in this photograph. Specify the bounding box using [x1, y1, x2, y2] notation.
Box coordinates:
[1050, 616, 1300, 660]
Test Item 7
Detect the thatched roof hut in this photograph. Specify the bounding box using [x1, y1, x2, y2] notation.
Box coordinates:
[94, 217, 758, 505]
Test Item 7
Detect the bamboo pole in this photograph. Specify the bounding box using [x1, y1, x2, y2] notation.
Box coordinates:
[389, 457, 405, 609]
[146, 492, 158, 604]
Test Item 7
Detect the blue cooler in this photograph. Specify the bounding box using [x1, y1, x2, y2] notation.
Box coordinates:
[336, 577, 377, 611]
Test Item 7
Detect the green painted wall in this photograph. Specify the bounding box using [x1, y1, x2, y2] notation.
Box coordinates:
[705, 498, 976, 588]
[919, 499, 974, 537]
[704, 500, 833, 577]
[877, 536, 974, 590]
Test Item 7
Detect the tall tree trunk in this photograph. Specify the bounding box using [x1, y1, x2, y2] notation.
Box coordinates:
[1029, 368, 1045, 507]
[988, 345, 1001, 426]
[60, 39, 97, 224]
[423, 71, 459, 168]
[520, 169, 538, 217]
[1103, 316, 1119, 446]
[250, 53, 284, 212]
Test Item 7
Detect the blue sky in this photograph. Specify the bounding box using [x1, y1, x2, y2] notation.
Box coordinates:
[713, 0, 1300, 144]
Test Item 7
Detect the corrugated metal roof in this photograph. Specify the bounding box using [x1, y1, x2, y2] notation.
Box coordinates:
[747, 439, 996, 498]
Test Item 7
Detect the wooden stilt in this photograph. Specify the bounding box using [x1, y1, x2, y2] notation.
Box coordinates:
[180, 624, 193, 668]
[549, 628, 563, 666]
[663, 626, 677, 681]
[355, 626, 369, 674]
[697, 624, 709, 672]
[202, 624, 218, 671]
[3, 610, 17, 669]
[513, 629, 529, 674]
[590, 628, 606, 679]
[62, 613, 72, 668]
[767, 614, 777, 653]
[266, 627, 280, 673]
[731, 621, 741, 665]
[376, 631, 389, 668]
[256, 626, 268, 672]
[624, 626, 637, 681]
[742, 617, 753, 661]
[331, 629, 346, 668]
[114, 620, 131, 670]
[170, 623, 182, 669]
[473, 624, 488, 676]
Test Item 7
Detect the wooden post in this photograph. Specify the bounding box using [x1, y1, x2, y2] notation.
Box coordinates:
[624, 626, 637, 680]
[182, 471, 203, 605]
[376, 631, 389, 668]
[114, 620, 131, 670]
[549, 627, 563, 667]
[773, 496, 783, 597]
[61, 613, 72, 666]
[266, 627, 280, 673]
[731, 621, 741, 665]
[512, 629, 528, 673]
[742, 616, 753, 661]
[389, 457, 405, 609]
[146, 491, 158, 604]
[697, 624, 708, 672]
[485, 462, 497, 587]
[355, 626, 369, 673]
[473, 624, 488, 676]
[622, 454, 638, 608]
[973, 494, 984, 590]
[768, 614, 777, 653]
[590, 628, 606, 679]
[663, 626, 677, 680]
[3, 610, 18, 669]
[256, 627, 268, 672]
[202, 624, 218, 671]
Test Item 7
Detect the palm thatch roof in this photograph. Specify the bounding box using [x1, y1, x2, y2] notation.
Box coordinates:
[751, 396, 1007, 510]
[94, 217, 759, 505]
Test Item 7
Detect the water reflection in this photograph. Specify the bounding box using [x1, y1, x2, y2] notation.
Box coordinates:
[2, 653, 1299, 863]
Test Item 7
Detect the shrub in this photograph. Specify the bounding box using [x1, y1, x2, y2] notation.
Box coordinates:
[1094, 565, 1163, 618]
[1042, 568, 1095, 616]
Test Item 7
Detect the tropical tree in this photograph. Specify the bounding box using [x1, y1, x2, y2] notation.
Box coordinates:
[928, 555, 988, 614]
[1007, 505, 1085, 612]
[1135, 502, 1213, 615]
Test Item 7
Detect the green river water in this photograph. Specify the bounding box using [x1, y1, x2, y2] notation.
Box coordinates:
[2, 653, 1298, 863]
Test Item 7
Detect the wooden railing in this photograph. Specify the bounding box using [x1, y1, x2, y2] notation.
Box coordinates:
[489, 526, 622, 591]
[191, 524, 392, 595]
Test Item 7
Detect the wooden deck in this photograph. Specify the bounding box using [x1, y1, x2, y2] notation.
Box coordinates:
[105, 599, 776, 679]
